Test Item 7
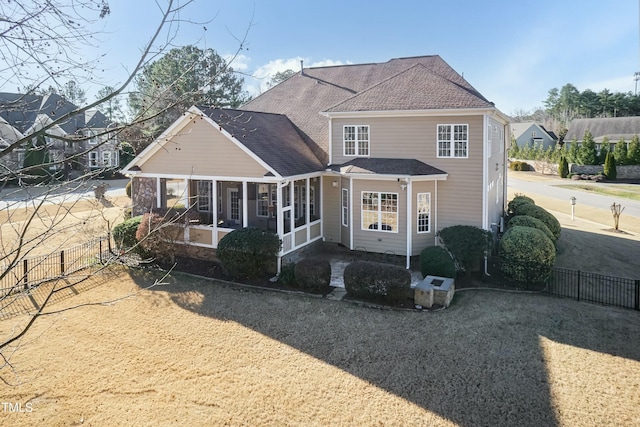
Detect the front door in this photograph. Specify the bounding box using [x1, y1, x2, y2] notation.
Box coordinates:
[228, 188, 241, 224]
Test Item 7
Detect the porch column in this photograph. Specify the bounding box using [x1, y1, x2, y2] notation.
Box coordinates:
[305, 177, 311, 241]
[434, 180, 439, 246]
[212, 179, 218, 246]
[156, 177, 162, 208]
[406, 179, 412, 270]
[242, 181, 248, 227]
[183, 178, 189, 242]
[276, 181, 284, 273]
[289, 181, 295, 236]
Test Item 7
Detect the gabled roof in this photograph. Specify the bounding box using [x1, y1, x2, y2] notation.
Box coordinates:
[0, 92, 112, 136]
[511, 122, 557, 140]
[242, 55, 497, 164]
[325, 64, 494, 113]
[330, 158, 447, 177]
[200, 107, 325, 177]
[565, 117, 640, 142]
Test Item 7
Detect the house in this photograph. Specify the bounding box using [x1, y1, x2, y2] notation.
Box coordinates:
[511, 122, 557, 150]
[122, 56, 510, 270]
[0, 92, 120, 179]
[565, 117, 640, 149]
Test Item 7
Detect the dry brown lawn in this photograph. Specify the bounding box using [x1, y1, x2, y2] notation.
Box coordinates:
[1, 267, 639, 426]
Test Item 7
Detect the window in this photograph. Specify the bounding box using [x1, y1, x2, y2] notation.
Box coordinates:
[438, 124, 468, 158]
[256, 184, 275, 217]
[417, 193, 431, 233]
[361, 191, 398, 232]
[300, 186, 316, 218]
[343, 125, 370, 156]
[197, 181, 213, 212]
[87, 130, 97, 145]
[342, 188, 348, 227]
[89, 152, 98, 168]
[102, 151, 112, 167]
[217, 182, 222, 214]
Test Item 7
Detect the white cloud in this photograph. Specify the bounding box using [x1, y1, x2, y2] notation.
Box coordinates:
[244, 57, 351, 97]
[225, 53, 251, 72]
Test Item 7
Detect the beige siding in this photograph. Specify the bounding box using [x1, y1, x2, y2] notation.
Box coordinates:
[310, 222, 321, 239]
[322, 176, 340, 244]
[331, 116, 485, 229]
[295, 229, 306, 246]
[189, 227, 213, 245]
[142, 118, 269, 178]
[351, 179, 407, 255]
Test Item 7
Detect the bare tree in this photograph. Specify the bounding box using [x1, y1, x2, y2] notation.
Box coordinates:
[611, 202, 625, 231]
[0, 0, 250, 378]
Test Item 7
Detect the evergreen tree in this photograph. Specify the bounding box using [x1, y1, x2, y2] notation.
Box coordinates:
[627, 135, 640, 165]
[614, 137, 628, 165]
[558, 156, 569, 178]
[23, 134, 51, 184]
[577, 129, 597, 165]
[604, 152, 617, 180]
[567, 138, 579, 163]
[598, 136, 610, 165]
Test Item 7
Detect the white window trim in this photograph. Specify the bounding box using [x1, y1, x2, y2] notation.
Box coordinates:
[437, 124, 469, 158]
[88, 152, 99, 168]
[256, 183, 275, 217]
[197, 181, 213, 212]
[417, 192, 431, 234]
[341, 188, 348, 227]
[343, 125, 370, 157]
[361, 191, 398, 233]
[102, 151, 112, 167]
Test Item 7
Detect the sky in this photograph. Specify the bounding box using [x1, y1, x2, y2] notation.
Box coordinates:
[74, 0, 640, 115]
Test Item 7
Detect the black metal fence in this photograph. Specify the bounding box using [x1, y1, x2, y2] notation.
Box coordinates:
[545, 267, 640, 310]
[0, 235, 112, 297]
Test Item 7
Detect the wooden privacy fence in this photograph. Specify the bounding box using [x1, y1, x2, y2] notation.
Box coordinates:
[545, 267, 640, 311]
[0, 235, 112, 297]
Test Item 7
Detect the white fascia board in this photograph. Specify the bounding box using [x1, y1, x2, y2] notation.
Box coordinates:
[320, 107, 500, 119]
[121, 106, 201, 173]
[282, 171, 324, 181]
[131, 172, 282, 183]
[198, 112, 282, 179]
[334, 172, 448, 181]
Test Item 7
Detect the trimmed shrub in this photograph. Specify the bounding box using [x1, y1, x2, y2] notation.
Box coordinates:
[558, 156, 569, 178]
[217, 227, 281, 279]
[509, 161, 530, 171]
[113, 215, 142, 249]
[125, 180, 132, 198]
[278, 262, 297, 287]
[513, 203, 561, 241]
[604, 151, 617, 180]
[438, 225, 492, 273]
[294, 258, 332, 294]
[419, 246, 456, 278]
[500, 226, 556, 284]
[506, 215, 556, 245]
[344, 261, 411, 304]
[507, 194, 535, 217]
[135, 212, 184, 263]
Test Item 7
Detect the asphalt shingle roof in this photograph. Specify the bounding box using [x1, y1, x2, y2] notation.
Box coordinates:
[200, 107, 326, 177]
[330, 158, 446, 176]
[566, 117, 640, 143]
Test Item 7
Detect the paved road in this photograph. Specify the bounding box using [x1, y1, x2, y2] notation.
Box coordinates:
[0, 178, 129, 210]
[508, 174, 640, 218]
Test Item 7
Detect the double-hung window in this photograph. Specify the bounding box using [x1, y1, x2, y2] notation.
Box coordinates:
[197, 181, 213, 212]
[343, 125, 370, 156]
[437, 124, 468, 158]
[417, 193, 431, 233]
[256, 184, 275, 217]
[102, 151, 112, 167]
[361, 191, 398, 232]
[89, 152, 98, 168]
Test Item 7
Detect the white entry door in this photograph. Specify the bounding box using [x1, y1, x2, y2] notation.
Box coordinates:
[228, 188, 241, 224]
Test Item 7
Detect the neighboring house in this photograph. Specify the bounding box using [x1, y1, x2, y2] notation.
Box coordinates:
[511, 122, 557, 150]
[0, 92, 119, 178]
[565, 117, 640, 149]
[123, 55, 510, 269]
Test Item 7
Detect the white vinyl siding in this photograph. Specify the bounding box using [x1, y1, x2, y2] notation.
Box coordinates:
[361, 191, 398, 233]
[438, 124, 468, 158]
[343, 125, 369, 156]
[417, 192, 431, 233]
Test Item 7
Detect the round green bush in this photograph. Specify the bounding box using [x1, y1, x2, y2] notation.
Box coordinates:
[125, 180, 132, 198]
[438, 225, 492, 273]
[217, 227, 281, 279]
[507, 195, 535, 217]
[419, 246, 456, 278]
[513, 203, 561, 241]
[344, 261, 411, 304]
[113, 215, 142, 249]
[294, 258, 331, 294]
[500, 226, 556, 284]
[506, 215, 556, 244]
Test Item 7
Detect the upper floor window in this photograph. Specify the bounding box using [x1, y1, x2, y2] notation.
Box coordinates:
[343, 125, 369, 156]
[437, 124, 468, 158]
